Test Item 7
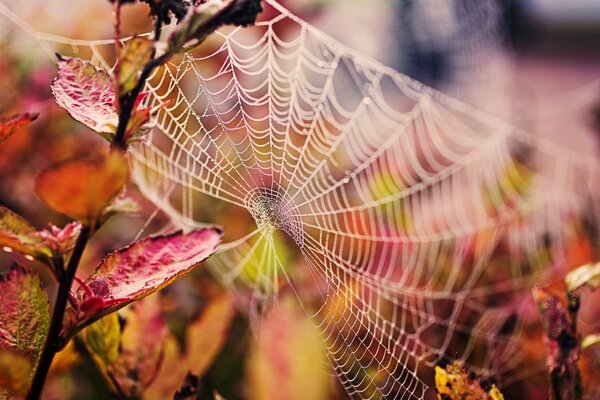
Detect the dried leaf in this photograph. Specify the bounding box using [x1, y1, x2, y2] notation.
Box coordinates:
[35, 151, 130, 222]
[169, 0, 232, 51]
[0, 348, 33, 396]
[0, 205, 53, 262]
[532, 285, 580, 400]
[169, 0, 262, 52]
[0, 112, 38, 143]
[84, 297, 167, 398]
[565, 262, 600, 292]
[186, 294, 235, 377]
[52, 56, 117, 135]
[247, 296, 330, 400]
[70, 227, 221, 331]
[117, 37, 154, 96]
[0, 265, 50, 366]
[434, 361, 503, 400]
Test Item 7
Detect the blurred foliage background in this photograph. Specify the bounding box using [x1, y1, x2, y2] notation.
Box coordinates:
[1, 1, 600, 399]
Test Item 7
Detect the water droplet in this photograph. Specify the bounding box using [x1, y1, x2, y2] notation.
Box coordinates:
[24, 255, 34, 261]
[2, 246, 13, 253]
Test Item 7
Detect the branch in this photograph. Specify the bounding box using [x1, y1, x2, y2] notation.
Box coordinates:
[27, 225, 91, 399]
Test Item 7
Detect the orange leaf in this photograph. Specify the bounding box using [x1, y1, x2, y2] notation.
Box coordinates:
[185, 294, 236, 377]
[0, 112, 38, 143]
[35, 151, 130, 222]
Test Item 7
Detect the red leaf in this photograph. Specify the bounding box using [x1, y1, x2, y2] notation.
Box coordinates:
[68, 228, 222, 333]
[51, 56, 118, 135]
[0, 112, 38, 143]
[0, 266, 50, 365]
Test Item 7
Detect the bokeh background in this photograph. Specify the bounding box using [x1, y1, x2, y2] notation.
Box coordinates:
[1, 1, 600, 399]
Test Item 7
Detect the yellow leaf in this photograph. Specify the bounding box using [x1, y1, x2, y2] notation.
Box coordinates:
[35, 151, 129, 222]
[0, 348, 32, 396]
[247, 296, 330, 400]
[565, 262, 600, 292]
[117, 37, 154, 96]
[489, 385, 505, 400]
[186, 294, 235, 377]
[50, 340, 81, 376]
[434, 361, 500, 400]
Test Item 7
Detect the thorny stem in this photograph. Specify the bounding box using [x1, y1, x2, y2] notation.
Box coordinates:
[27, 225, 91, 400]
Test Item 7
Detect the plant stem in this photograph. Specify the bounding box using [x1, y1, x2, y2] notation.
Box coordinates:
[111, 52, 170, 150]
[27, 225, 91, 400]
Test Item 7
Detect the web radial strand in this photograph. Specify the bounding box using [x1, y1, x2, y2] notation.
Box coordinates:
[123, 1, 600, 398]
[4, 0, 600, 398]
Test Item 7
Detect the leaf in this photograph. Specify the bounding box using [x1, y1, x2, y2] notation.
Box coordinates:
[35, 151, 130, 222]
[117, 37, 154, 96]
[84, 297, 167, 398]
[434, 361, 503, 400]
[145, 334, 187, 400]
[0, 265, 50, 366]
[565, 262, 600, 292]
[83, 313, 120, 365]
[70, 227, 222, 332]
[52, 56, 118, 135]
[38, 222, 82, 256]
[186, 294, 235, 377]
[101, 196, 142, 223]
[582, 334, 600, 350]
[0, 348, 33, 396]
[169, 0, 231, 51]
[49, 340, 81, 376]
[0, 205, 53, 262]
[0, 112, 38, 143]
[246, 296, 330, 400]
[169, 0, 262, 52]
[532, 285, 580, 399]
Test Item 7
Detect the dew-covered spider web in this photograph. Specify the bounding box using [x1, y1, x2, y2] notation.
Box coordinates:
[3, 1, 600, 398]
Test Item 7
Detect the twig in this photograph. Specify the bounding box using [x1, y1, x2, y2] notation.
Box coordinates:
[27, 225, 91, 399]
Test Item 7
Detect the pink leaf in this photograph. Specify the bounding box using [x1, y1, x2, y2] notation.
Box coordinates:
[0, 265, 50, 366]
[51, 56, 118, 135]
[69, 228, 222, 333]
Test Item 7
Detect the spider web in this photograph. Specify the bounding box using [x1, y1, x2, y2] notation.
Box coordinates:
[3, 1, 600, 398]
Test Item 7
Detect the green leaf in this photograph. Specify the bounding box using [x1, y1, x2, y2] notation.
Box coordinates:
[52, 56, 118, 135]
[0, 112, 38, 144]
[83, 313, 120, 365]
[0, 265, 50, 366]
[565, 262, 600, 292]
[0, 348, 33, 396]
[67, 227, 222, 334]
[117, 37, 154, 96]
